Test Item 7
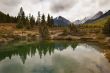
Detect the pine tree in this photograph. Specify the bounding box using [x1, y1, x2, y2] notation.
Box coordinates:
[0, 11, 17, 23]
[103, 17, 110, 36]
[50, 16, 54, 27]
[39, 14, 50, 40]
[29, 14, 35, 28]
[41, 14, 45, 25]
[69, 24, 78, 33]
[16, 7, 25, 28]
[37, 11, 41, 26]
[47, 14, 51, 26]
[6, 14, 10, 23]
[47, 14, 54, 27]
[25, 16, 31, 29]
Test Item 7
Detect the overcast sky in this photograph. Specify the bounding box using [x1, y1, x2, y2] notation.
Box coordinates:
[0, 0, 110, 21]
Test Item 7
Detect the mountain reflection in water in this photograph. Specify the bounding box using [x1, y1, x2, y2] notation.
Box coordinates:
[0, 41, 110, 73]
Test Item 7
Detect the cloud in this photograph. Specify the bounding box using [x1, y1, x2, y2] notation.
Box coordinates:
[30, 0, 47, 4]
[90, 0, 110, 6]
[0, 0, 22, 16]
[0, 0, 110, 21]
[0, 0, 21, 6]
[98, 0, 110, 6]
[50, 0, 78, 13]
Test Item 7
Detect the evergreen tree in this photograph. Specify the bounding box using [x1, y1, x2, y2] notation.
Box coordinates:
[47, 14, 54, 27]
[0, 11, 16, 23]
[63, 24, 78, 35]
[103, 17, 110, 36]
[29, 14, 35, 28]
[0, 11, 6, 23]
[25, 16, 31, 29]
[6, 14, 10, 23]
[50, 16, 54, 27]
[16, 7, 25, 28]
[47, 14, 51, 26]
[69, 24, 78, 33]
[37, 11, 41, 26]
[39, 14, 50, 40]
[41, 14, 46, 25]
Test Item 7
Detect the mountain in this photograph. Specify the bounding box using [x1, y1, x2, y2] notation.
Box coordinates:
[74, 20, 81, 25]
[74, 17, 91, 25]
[98, 10, 110, 19]
[91, 11, 103, 20]
[74, 11, 103, 25]
[54, 16, 71, 26]
[85, 10, 110, 24]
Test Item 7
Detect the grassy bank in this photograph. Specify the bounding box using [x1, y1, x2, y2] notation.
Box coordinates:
[0, 23, 110, 47]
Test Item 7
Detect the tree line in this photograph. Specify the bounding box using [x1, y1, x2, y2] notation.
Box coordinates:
[16, 7, 54, 29]
[0, 7, 54, 40]
[0, 7, 109, 37]
[16, 7, 54, 39]
[0, 11, 17, 23]
[0, 7, 54, 28]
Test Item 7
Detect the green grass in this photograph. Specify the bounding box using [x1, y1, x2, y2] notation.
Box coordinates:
[79, 16, 110, 33]
[81, 16, 110, 28]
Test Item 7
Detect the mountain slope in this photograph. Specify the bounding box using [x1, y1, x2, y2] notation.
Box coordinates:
[91, 11, 103, 20]
[74, 11, 103, 25]
[74, 17, 91, 25]
[83, 16, 110, 28]
[54, 16, 71, 26]
[85, 10, 110, 24]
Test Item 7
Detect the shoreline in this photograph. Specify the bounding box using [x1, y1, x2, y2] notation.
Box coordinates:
[0, 23, 109, 47]
[0, 34, 110, 47]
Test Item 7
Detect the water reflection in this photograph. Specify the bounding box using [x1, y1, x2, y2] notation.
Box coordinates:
[0, 41, 110, 73]
[0, 41, 77, 64]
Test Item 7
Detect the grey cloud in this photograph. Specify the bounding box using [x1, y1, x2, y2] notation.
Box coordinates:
[98, 0, 110, 6]
[91, 0, 110, 6]
[50, 0, 78, 13]
[31, 0, 46, 4]
[0, 0, 22, 16]
[0, 0, 109, 20]
[0, 0, 21, 6]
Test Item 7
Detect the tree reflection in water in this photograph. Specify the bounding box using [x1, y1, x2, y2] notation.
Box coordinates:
[0, 41, 78, 64]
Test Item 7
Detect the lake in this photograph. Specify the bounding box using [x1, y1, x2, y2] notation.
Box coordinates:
[0, 41, 110, 73]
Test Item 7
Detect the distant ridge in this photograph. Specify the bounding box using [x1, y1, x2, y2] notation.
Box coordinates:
[85, 10, 110, 24]
[74, 11, 104, 24]
[54, 16, 71, 26]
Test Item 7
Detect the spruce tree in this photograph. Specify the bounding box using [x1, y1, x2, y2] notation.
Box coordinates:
[50, 16, 54, 27]
[103, 17, 110, 36]
[17, 7, 25, 28]
[47, 14, 54, 27]
[39, 14, 50, 40]
[25, 16, 31, 29]
[0, 11, 17, 23]
[29, 14, 35, 28]
[37, 11, 41, 26]
[47, 14, 51, 26]
[6, 14, 10, 23]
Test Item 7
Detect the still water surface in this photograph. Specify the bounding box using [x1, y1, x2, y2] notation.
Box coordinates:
[0, 41, 110, 73]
